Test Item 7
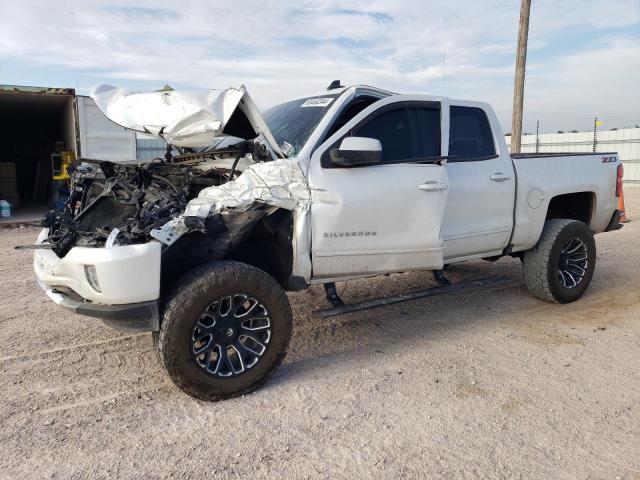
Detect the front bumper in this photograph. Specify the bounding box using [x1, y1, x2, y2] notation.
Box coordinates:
[34, 228, 162, 331]
[38, 281, 159, 331]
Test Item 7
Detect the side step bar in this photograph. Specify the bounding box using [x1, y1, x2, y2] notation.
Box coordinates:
[312, 275, 515, 319]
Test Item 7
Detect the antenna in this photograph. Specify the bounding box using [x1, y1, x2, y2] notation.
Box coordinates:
[442, 48, 446, 95]
[327, 80, 343, 91]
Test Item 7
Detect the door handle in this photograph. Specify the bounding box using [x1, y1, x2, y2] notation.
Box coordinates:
[490, 173, 511, 182]
[418, 182, 448, 191]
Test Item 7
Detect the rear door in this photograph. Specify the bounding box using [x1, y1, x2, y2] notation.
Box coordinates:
[308, 97, 449, 279]
[441, 102, 515, 259]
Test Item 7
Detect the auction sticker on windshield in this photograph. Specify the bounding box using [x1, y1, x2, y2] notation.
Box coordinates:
[301, 98, 334, 107]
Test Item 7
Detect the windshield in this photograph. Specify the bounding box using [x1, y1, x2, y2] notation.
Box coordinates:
[263, 94, 339, 156]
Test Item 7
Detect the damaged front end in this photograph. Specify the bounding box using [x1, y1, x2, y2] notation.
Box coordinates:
[42, 160, 187, 256]
[41, 140, 277, 258]
[32, 84, 310, 328]
[39, 83, 297, 259]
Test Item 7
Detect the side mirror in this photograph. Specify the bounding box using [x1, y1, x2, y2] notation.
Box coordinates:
[329, 137, 382, 167]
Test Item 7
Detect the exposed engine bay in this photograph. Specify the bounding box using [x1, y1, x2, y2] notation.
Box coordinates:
[41, 140, 271, 258]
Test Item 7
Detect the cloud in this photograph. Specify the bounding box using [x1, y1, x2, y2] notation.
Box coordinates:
[0, 0, 638, 131]
[523, 36, 640, 131]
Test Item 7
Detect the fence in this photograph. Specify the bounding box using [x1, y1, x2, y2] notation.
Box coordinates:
[135, 128, 640, 183]
[506, 127, 640, 183]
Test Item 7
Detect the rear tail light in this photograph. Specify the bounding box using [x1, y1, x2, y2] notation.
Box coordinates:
[616, 164, 624, 197]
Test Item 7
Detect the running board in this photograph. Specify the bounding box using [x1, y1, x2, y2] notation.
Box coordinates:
[312, 275, 515, 319]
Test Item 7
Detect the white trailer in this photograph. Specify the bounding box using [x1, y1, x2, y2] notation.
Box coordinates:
[76, 95, 136, 162]
[0, 85, 135, 210]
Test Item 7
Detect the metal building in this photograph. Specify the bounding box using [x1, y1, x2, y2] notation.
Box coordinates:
[136, 134, 170, 160]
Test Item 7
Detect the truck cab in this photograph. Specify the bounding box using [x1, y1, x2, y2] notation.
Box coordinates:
[301, 89, 516, 280]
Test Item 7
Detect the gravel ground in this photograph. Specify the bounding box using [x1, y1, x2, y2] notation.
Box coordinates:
[1, 190, 639, 479]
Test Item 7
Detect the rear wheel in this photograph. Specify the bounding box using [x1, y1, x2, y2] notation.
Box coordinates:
[523, 219, 596, 303]
[158, 261, 293, 401]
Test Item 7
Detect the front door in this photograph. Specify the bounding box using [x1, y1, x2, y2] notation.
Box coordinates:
[307, 97, 450, 279]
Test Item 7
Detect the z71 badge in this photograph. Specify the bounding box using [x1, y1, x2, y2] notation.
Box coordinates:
[601, 156, 617, 163]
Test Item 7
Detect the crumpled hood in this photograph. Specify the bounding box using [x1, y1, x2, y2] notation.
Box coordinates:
[90, 84, 283, 156]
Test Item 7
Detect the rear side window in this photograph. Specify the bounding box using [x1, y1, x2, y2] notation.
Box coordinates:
[353, 106, 440, 164]
[449, 106, 496, 160]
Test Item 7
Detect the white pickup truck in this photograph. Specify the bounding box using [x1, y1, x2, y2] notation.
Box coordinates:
[32, 83, 624, 400]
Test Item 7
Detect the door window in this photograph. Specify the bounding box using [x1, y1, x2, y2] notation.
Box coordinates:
[354, 106, 440, 163]
[448, 106, 496, 160]
[322, 103, 441, 167]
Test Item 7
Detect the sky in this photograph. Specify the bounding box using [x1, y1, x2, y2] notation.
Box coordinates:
[0, 0, 639, 133]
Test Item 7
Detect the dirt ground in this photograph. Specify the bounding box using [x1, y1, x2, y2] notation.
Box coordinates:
[1, 190, 639, 480]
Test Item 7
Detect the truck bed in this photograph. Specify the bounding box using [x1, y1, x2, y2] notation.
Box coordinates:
[509, 151, 620, 253]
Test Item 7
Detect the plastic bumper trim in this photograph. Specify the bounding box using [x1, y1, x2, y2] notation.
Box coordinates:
[605, 210, 624, 232]
[39, 281, 160, 332]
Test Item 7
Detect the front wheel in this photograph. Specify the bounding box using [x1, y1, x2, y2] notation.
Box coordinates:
[523, 219, 596, 304]
[158, 261, 293, 401]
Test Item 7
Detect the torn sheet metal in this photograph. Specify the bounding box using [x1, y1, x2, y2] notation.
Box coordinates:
[90, 84, 283, 157]
[186, 158, 309, 216]
[150, 158, 310, 245]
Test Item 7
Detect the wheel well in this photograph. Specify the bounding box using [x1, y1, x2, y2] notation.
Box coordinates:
[160, 209, 294, 295]
[227, 209, 294, 287]
[546, 192, 594, 225]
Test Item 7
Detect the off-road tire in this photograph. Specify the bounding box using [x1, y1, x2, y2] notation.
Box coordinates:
[523, 219, 596, 304]
[158, 261, 293, 401]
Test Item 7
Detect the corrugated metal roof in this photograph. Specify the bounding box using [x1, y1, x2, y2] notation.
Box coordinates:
[0, 85, 75, 96]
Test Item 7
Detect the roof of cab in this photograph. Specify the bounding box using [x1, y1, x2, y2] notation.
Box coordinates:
[283, 84, 482, 105]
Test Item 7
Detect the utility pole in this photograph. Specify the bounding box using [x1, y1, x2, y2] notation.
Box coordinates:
[510, 0, 532, 153]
